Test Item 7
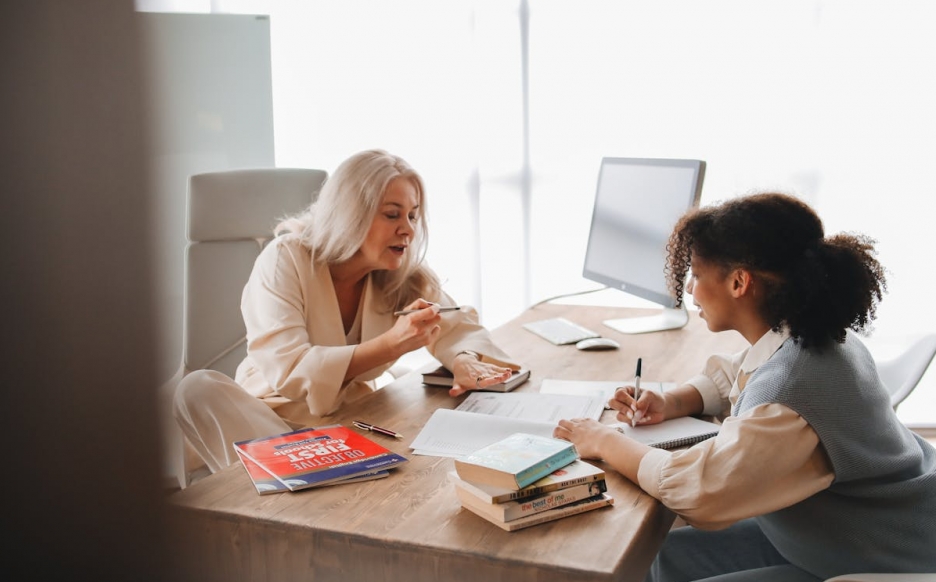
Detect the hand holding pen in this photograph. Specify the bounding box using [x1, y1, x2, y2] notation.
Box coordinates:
[393, 304, 461, 316]
[385, 299, 447, 355]
[610, 357, 665, 427]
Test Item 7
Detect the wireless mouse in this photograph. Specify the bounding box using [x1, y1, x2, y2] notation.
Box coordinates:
[575, 337, 620, 351]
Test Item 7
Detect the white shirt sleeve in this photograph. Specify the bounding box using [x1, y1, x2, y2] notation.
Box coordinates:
[686, 349, 747, 418]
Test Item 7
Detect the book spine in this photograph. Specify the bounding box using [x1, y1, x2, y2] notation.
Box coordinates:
[501, 480, 608, 521]
[514, 447, 580, 489]
[491, 473, 605, 503]
[500, 493, 614, 532]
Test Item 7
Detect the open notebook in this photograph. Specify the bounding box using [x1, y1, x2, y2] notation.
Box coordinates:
[614, 416, 719, 449]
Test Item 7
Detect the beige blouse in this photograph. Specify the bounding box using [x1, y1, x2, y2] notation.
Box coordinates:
[637, 329, 836, 530]
[234, 234, 517, 427]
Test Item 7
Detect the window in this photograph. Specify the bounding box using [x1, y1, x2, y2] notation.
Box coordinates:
[141, 0, 936, 424]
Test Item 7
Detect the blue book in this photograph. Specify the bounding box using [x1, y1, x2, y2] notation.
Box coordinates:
[453, 432, 579, 490]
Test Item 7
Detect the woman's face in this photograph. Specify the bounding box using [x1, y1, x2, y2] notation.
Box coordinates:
[685, 254, 735, 333]
[357, 177, 419, 272]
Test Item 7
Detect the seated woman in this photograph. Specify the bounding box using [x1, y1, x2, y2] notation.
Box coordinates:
[175, 149, 520, 475]
[554, 192, 936, 581]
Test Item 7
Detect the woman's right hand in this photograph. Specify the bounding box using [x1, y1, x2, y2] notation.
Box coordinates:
[386, 298, 442, 356]
[608, 385, 666, 426]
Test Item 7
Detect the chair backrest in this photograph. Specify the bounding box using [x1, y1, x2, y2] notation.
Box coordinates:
[875, 334, 936, 410]
[182, 168, 327, 377]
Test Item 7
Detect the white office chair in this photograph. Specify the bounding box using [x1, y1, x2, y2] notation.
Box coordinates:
[160, 168, 327, 489]
[875, 333, 936, 410]
[825, 575, 936, 581]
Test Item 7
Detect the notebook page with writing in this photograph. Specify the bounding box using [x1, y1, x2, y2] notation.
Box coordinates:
[614, 416, 719, 449]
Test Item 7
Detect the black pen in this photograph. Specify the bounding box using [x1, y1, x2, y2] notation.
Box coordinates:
[393, 305, 461, 316]
[353, 420, 404, 439]
[632, 358, 642, 428]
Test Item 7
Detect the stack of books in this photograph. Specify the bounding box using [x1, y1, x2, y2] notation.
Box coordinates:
[234, 424, 409, 495]
[452, 432, 613, 531]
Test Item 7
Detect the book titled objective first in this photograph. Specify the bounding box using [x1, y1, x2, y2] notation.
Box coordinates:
[235, 424, 408, 491]
[454, 432, 579, 490]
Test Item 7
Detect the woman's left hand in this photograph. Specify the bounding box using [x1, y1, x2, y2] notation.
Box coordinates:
[553, 417, 617, 460]
[449, 353, 514, 397]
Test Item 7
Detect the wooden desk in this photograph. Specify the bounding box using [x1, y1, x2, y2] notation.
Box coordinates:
[166, 304, 746, 582]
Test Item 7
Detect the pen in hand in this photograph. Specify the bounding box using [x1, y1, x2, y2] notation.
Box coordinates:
[393, 305, 461, 316]
[353, 420, 404, 439]
[631, 357, 642, 428]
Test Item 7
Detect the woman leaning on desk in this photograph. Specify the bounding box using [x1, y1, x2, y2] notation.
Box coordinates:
[554, 192, 936, 582]
[175, 149, 519, 476]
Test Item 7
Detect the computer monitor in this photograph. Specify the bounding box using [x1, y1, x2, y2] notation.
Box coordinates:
[582, 157, 705, 334]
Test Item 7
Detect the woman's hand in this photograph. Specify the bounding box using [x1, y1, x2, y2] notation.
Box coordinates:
[608, 385, 666, 426]
[552, 418, 617, 460]
[554, 417, 648, 482]
[448, 353, 514, 397]
[386, 299, 442, 357]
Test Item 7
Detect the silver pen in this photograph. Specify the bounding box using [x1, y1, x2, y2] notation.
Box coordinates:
[393, 305, 462, 316]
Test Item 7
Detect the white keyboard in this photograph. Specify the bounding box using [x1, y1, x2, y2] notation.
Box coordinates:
[523, 317, 600, 345]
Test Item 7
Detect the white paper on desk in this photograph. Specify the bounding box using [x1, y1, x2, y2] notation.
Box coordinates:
[540, 379, 677, 402]
[409, 409, 558, 458]
[456, 391, 605, 422]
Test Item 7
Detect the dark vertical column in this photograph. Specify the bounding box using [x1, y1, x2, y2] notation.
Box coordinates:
[0, 1, 170, 580]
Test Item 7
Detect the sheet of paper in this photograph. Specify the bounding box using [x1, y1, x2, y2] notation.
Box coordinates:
[455, 391, 605, 422]
[410, 409, 558, 458]
[539, 379, 677, 402]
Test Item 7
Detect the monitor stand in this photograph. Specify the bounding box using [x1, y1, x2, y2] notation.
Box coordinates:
[602, 306, 689, 334]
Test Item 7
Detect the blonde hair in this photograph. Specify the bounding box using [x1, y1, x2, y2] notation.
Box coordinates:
[275, 149, 440, 311]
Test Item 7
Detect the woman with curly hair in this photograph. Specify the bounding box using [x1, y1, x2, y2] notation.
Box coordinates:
[554, 192, 936, 581]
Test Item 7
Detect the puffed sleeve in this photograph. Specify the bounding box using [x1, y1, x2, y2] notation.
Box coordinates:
[237, 237, 355, 416]
[636, 403, 834, 530]
[685, 349, 747, 419]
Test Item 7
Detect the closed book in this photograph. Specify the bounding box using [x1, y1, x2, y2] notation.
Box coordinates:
[422, 365, 531, 393]
[449, 459, 606, 504]
[454, 474, 608, 522]
[236, 448, 391, 495]
[461, 492, 615, 532]
[234, 424, 408, 492]
[454, 432, 578, 490]
[235, 448, 289, 495]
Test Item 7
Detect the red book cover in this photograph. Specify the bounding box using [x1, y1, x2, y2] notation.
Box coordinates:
[235, 448, 289, 495]
[234, 424, 408, 491]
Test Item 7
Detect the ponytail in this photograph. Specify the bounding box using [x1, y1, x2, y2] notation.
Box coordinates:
[666, 192, 887, 347]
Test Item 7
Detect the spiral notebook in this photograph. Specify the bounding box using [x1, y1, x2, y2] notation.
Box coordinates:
[614, 416, 719, 449]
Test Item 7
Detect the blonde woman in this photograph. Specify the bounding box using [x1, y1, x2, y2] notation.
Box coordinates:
[175, 149, 519, 475]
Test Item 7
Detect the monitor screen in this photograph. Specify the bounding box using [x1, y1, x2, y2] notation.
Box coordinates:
[582, 157, 705, 309]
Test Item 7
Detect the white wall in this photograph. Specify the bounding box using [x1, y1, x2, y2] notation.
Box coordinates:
[139, 12, 276, 383]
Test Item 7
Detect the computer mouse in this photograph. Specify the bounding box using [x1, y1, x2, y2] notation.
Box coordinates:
[575, 337, 620, 351]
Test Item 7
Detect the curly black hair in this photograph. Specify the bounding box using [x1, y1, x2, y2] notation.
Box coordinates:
[665, 192, 886, 347]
